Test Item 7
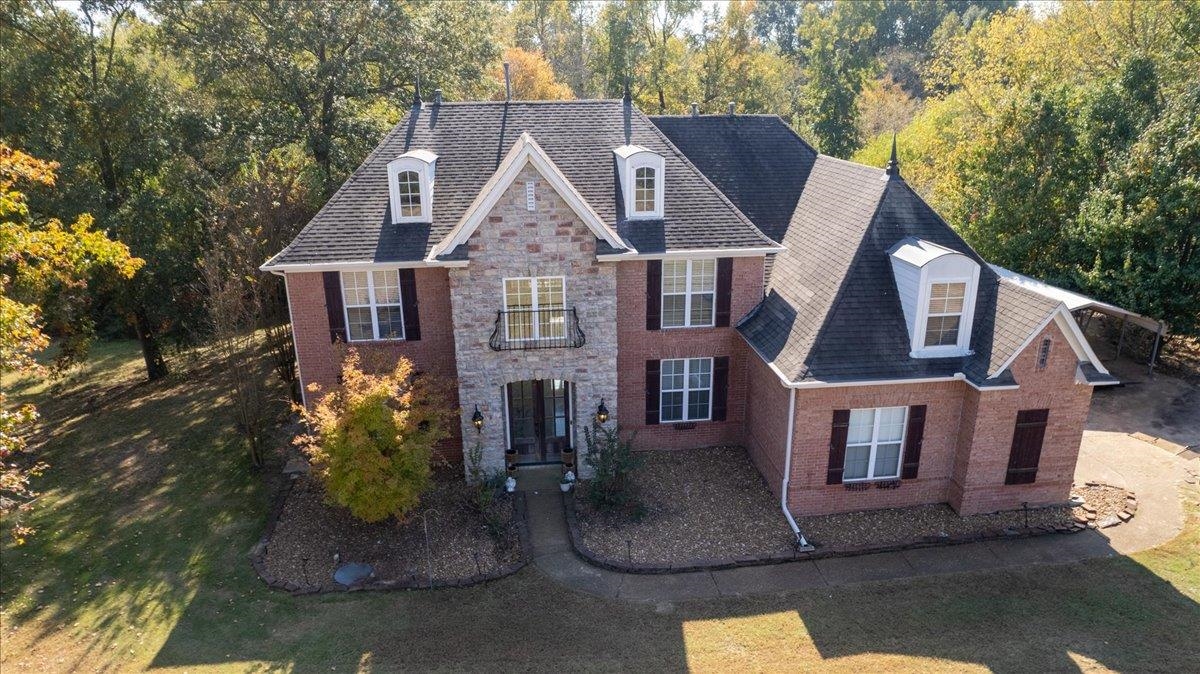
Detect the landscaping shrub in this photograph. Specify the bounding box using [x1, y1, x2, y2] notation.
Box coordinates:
[463, 434, 509, 540]
[295, 349, 452, 523]
[582, 423, 644, 517]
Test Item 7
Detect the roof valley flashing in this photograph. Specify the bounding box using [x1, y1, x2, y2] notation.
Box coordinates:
[262, 99, 1111, 387]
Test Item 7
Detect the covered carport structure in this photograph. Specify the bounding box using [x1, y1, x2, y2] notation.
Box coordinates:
[990, 264, 1167, 376]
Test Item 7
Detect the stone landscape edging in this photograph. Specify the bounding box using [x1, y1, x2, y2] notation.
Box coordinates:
[250, 478, 533, 595]
[562, 485, 1138, 575]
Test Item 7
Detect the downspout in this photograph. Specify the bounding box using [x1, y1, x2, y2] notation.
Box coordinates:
[781, 387, 813, 550]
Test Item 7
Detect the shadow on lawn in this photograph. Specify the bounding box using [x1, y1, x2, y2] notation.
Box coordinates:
[146, 526, 1200, 671]
[0, 343, 281, 672]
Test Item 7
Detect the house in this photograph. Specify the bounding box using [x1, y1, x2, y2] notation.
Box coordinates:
[262, 92, 1116, 524]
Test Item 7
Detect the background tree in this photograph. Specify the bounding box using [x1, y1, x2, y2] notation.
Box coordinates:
[0, 143, 142, 541]
[492, 47, 575, 101]
[295, 351, 454, 523]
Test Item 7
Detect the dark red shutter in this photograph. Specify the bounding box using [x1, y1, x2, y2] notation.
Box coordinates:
[398, 268, 420, 341]
[645, 360, 661, 425]
[715, 257, 733, 327]
[322, 271, 347, 343]
[901, 405, 927, 479]
[646, 260, 662, 330]
[1005, 409, 1049, 485]
[711, 356, 729, 421]
[827, 409, 850, 485]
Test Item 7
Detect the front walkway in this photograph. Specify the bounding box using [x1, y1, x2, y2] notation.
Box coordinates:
[523, 433, 1196, 604]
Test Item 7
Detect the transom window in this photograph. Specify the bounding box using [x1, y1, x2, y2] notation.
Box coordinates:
[634, 166, 656, 214]
[660, 357, 712, 422]
[342, 270, 405, 342]
[844, 407, 907, 481]
[923, 281, 967, 347]
[395, 170, 422, 218]
[661, 259, 716, 328]
[504, 276, 566, 341]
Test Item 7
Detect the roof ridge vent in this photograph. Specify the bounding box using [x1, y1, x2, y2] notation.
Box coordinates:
[690, 102, 699, 117]
[727, 101, 736, 115]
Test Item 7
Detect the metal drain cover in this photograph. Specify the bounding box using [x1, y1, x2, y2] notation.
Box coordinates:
[333, 562, 373, 586]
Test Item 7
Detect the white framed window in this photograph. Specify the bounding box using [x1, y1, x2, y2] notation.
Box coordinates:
[923, 281, 967, 347]
[503, 276, 566, 341]
[342, 270, 405, 342]
[660, 357, 712, 423]
[661, 259, 716, 328]
[395, 170, 422, 218]
[633, 166, 656, 214]
[615, 146, 664, 219]
[843, 407, 907, 481]
[387, 150, 436, 223]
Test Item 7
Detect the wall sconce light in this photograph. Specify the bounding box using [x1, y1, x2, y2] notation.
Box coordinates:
[472, 405, 484, 432]
[596, 398, 609, 424]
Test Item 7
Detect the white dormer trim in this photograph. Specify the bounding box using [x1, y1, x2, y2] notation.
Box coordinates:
[387, 150, 437, 223]
[614, 145, 665, 219]
[888, 237, 981, 359]
[428, 132, 626, 260]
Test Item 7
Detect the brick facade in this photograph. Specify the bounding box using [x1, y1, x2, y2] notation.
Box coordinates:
[284, 267, 463, 460]
[771, 319, 1093, 517]
[615, 256, 763, 448]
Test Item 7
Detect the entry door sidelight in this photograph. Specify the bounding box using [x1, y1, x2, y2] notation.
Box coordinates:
[506, 379, 572, 464]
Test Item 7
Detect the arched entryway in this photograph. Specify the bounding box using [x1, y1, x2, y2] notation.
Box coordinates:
[504, 379, 573, 465]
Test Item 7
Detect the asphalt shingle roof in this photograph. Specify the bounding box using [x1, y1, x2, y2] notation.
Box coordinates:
[265, 100, 776, 267]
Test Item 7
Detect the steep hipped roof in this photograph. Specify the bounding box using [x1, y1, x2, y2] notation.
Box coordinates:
[735, 154, 1068, 387]
[263, 100, 778, 269]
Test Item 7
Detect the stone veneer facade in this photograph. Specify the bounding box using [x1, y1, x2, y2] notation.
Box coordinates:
[447, 164, 618, 474]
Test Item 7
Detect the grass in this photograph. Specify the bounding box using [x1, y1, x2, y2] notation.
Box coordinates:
[2, 340, 1198, 672]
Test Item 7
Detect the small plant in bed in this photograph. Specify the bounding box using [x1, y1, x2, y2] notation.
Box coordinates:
[464, 435, 510, 541]
[581, 423, 645, 520]
[294, 349, 453, 523]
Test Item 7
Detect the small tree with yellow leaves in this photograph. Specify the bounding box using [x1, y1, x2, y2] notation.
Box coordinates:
[294, 350, 452, 523]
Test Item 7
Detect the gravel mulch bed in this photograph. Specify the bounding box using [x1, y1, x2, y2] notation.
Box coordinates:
[264, 471, 522, 586]
[576, 447, 795, 565]
[798, 483, 1134, 550]
[575, 445, 1135, 565]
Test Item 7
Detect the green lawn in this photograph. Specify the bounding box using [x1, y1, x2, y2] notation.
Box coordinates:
[2, 340, 1198, 672]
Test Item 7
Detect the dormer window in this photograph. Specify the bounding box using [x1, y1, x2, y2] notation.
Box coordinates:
[614, 145, 664, 219]
[924, 281, 967, 347]
[888, 237, 980, 358]
[387, 149, 437, 223]
[634, 166, 657, 213]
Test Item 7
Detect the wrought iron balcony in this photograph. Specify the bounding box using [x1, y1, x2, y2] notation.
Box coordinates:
[489, 307, 586, 350]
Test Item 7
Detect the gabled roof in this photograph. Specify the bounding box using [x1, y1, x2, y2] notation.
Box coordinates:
[430, 132, 625, 259]
[263, 100, 778, 269]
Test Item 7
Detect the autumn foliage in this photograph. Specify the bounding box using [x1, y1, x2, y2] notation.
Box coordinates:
[294, 350, 453, 523]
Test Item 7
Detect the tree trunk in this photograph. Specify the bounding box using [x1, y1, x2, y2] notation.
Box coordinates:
[134, 309, 169, 381]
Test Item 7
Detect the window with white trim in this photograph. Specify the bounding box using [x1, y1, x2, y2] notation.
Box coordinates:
[661, 259, 715, 328]
[395, 170, 422, 218]
[844, 406, 907, 481]
[660, 357, 712, 422]
[503, 276, 565, 341]
[634, 166, 656, 214]
[923, 281, 967, 347]
[342, 270, 405, 342]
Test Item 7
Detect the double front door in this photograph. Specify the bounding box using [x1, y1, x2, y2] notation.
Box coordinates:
[507, 379, 571, 464]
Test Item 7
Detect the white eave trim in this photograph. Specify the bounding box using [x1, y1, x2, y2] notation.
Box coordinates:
[987, 304, 1110, 381]
[259, 258, 467, 273]
[737, 331, 1018, 392]
[427, 132, 626, 260]
[596, 245, 784, 261]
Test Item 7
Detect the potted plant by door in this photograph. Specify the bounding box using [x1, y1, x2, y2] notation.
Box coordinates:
[559, 476, 573, 493]
[561, 445, 575, 470]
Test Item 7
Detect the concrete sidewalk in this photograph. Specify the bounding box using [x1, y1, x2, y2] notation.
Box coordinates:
[523, 434, 1194, 604]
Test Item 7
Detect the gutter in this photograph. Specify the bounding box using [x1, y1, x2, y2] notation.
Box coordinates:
[781, 387, 813, 551]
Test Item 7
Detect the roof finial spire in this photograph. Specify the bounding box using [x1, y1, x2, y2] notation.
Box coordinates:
[622, 76, 632, 104]
[413, 73, 422, 107]
[885, 131, 901, 180]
